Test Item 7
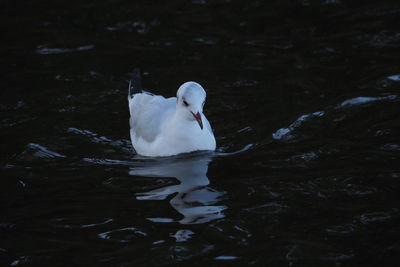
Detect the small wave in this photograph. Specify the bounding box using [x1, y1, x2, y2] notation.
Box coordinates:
[10, 256, 30, 266]
[366, 31, 400, 48]
[82, 158, 134, 166]
[130, 144, 253, 161]
[152, 240, 166, 245]
[237, 126, 252, 133]
[193, 37, 218, 45]
[272, 111, 324, 141]
[323, 0, 341, 5]
[147, 217, 174, 223]
[214, 256, 239, 260]
[98, 227, 147, 242]
[227, 80, 259, 88]
[68, 127, 132, 153]
[170, 229, 194, 242]
[0, 100, 24, 111]
[381, 143, 400, 151]
[57, 106, 77, 113]
[359, 211, 395, 224]
[0, 117, 33, 130]
[53, 218, 113, 229]
[271, 93, 398, 143]
[35, 45, 94, 55]
[387, 75, 400, 81]
[27, 143, 66, 159]
[105, 20, 160, 34]
[245, 202, 289, 214]
[68, 128, 112, 144]
[320, 253, 354, 261]
[215, 143, 254, 156]
[290, 151, 319, 168]
[325, 223, 356, 236]
[336, 95, 397, 108]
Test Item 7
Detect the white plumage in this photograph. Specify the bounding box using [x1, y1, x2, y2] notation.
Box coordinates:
[128, 81, 216, 157]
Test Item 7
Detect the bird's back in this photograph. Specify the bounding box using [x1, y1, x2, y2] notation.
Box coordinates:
[129, 92, 176, 143]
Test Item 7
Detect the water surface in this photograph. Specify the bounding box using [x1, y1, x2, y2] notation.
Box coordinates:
[1, 0, 400, 266]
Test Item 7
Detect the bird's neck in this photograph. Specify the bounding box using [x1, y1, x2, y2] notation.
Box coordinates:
[170, 107, 197, 132]
[173, 107, 189, 122]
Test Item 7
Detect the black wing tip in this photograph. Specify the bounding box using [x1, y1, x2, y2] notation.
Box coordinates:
[128, 68, 142, 99]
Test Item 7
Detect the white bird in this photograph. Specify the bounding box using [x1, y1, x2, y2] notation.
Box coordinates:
[128, 72, 216, 157]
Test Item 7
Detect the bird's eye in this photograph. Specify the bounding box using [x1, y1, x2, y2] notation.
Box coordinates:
[183, 100, 189, 106]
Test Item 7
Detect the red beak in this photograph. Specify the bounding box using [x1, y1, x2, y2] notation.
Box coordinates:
[191, 112, 203, 130]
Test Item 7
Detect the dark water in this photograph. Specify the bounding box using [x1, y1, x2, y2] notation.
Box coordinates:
[1, 0, 400, 266]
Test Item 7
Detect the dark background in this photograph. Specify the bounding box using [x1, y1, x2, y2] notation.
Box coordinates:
[1, 0, 400, 266]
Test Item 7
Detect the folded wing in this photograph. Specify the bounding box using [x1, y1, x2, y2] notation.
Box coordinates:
[129, 93, 176, 142]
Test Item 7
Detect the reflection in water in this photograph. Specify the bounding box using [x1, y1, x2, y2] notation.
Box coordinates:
[129, 153, 226, 224]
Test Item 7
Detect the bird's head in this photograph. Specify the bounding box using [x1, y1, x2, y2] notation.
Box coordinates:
[176, 82, 206, 130]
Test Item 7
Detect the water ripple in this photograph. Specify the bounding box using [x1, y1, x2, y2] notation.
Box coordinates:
[359, 211, 397, 225]
[214, 255, 239, 260]
[52, 218, 114, 229]
[105, 20, 160, 33]
[35, 45, 94, 55]
[26, 143, 66, 159]
[387, 75, 400, 82]
[272, 111, 325, 141]
[98, 227, 147, 243]
[335, 95, 398, 108]
[171, 229, 194, 242]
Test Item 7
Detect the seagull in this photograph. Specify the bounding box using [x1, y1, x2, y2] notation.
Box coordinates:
[128, 69, 216, 157]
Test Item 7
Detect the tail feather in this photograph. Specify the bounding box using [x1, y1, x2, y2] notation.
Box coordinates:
[128, 68, 142, 100]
